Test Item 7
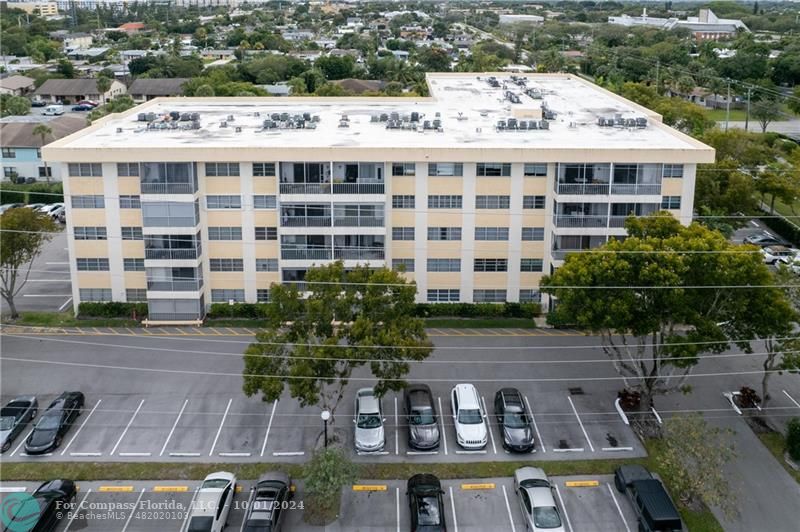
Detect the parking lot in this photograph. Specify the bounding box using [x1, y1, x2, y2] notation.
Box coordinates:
[0, 475, 639, 531]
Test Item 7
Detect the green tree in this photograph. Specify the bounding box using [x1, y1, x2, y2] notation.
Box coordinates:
[541, 213, 777, 409]
[243, 262, 432, 426]
[787, 418, 800, 461]
[694, 160, 759, 224]
[788, 86, 800, 116]
[656, 414, 737, 517]
[0, 208, 58, 319]
[32, 124, 52, 183]
[751, 97, 781, 133]
[303, 448, 357, 525]
[755, 167, 800, 214]
[0, 95, 31, 117]
[88, 95, 134, 121]
[314, 83, 349, 96]
[95, 75, 112, 105]
[314, 55, 356, 80]
[194, 84, 215, 97]
[57, 59, 75, 79]
[416, 47, 451, 72]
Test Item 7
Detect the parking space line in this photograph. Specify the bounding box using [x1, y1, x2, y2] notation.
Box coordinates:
[121, 488, 146, 532]
[394, 396, 399, 455]
[118, 452, 151, 457]
[272, 451, 305, 456]
[448, 486, 459, 532]
[553, 485, 573, 532]
[58, 297, 73, 312]
[524, 395, 545, 453]
[11, 429, 34, 456]
[481, 396, 497, 454]
[396, 487, 401, 532]
[64, 489, 92, 532]
[169, 452, 201, 457]
[181, 488, 200, 532]
[160, 399, 188, 456]
[455, 450, 487, 454]
[260, 400, 278, 457]
[406, 450, 438, 455]
[60, 399, 102, 456]
[209, 398, 232, 456]
[110, 399, 145, 456]
[219, 452, 251, 457]
[502, 485, 517, 532]
[607, 483, 632, 532]
[552, 447, 584, 453]
[783, 389, 800, 409]
[438, 397, 448, 455]
[601, 446, 634, 452]
[69, 452, 102, 457]
[567, 396, 595, 452]
[0, 487, 27, 492]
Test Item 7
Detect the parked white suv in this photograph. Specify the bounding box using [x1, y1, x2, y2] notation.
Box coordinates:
[450, 383, 487, 450]
[186, 471, 236, 532]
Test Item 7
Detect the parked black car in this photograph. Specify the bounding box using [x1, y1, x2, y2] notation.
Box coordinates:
[407, 474, 446, 532]
[404, 384, 440, 450]
[0, 395, 38, 453]
[494, 388, 535, 452]
[2, 479, 76, 532]
[614, 465, 683, 532]
[242, 472, 293, 532]
[24, 392, 84, 454]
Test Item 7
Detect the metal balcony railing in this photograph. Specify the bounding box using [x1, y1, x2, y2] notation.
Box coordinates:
[332, 183, 385, 194]
[279, 183, 332, 194]
[140, 182, 197, 194]
[334, 248, 385, 260]
[555, 183, 610, 195]
[610, 184, 662, 195]
[280, 216, 332, 227]
[333, 217, 385, 227]
[145, 248, 201, 260]
[147, 279, 204, 292]
[608, 216, 629, 228]
[281, 248, 332, 260]
[553, 215, 608, 228]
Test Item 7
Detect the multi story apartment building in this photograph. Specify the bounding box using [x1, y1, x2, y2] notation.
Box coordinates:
[44, 73, 714, 322]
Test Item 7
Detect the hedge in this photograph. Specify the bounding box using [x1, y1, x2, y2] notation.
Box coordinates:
[788, 418, 800, 462]
[759, 211, 800, 247]
[207, 302, 269, 319]
[77, 302, 147, 318]
[0, 182, 63, 205]
[414, 302, 540, 319]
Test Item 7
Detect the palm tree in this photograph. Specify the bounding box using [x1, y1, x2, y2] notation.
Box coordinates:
[32, 124, 52, 183]
[96, 76, 112, 105]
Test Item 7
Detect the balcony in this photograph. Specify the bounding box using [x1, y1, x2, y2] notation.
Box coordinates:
[281, 216, 332, 227]
[555, 183, 610, 195]
[140, 182, 197, 194]
[281, 248, 332, 260]
[553, 215, 608, 228]
[610, 184, 662, 195]
[334, 248, 385, 260]
[145, 247, 201, 260]
[280, 183, 331, 194]
[333, 217, 385, 227]
[332, 183, 384, 194]
[147, 279, 204, 291]
[608, 216, 629, 228]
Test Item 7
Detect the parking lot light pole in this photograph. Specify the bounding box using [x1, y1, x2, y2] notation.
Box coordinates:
[321, 410, 331, 449]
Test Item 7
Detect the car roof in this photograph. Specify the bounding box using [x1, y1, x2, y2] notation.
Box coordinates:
[453, 383, 480, 406]
[515, 466, 547, 483]
[408, 473, 441, 492]
[407, 387, 433, 408]
[357, 389, 380, 412]
[257, 472, 289, 486]
[204, 471, 235, 483]
[526, 484, 557, 507]
[765, 246, 791, 252]
[632, 479, 682, 521]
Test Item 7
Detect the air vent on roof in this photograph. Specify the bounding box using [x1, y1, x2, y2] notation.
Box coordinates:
[496, 118, 548, 132]
[220, 121, 228, 128]
[116, 127, 123, 133]
[254, 112, 260, 117]
[525, 88, 543, 100]
[505, 91, 521, 104]
[235, 126, 242, 133]
[227, 115, 235, 122]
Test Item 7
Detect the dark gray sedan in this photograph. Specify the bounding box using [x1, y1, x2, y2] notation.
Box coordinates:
[404, 384, 440, 450]
[0, 396, 38, 453]
[495, 388, 535, 453]
[25, 391, 84, 454]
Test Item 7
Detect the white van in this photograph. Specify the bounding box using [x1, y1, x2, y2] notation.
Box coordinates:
[42, 104, 64, 116]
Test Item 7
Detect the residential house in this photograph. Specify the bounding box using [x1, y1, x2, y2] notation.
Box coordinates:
[129, 78, 189, 102]
[66, 47, 110, 61]
[200, 49, 236, 61]
[118, 22, 146, 34]
[0, 75, 36, 97]
[34, 78, 127, 104]
[0, 115, 87, 182]
[60, 33, 94, 52]
[333, 78, 386, 94]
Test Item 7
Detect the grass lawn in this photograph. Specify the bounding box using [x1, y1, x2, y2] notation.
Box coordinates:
[707, 108, 748, 121]
[768, 197, 800, 221]
[757, 432, 800, 484]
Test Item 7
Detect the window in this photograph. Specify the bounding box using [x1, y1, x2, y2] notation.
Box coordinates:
[68, 163, 102, 177]
[3, 167, 16, 178]
[391, 258, 415, 272]
[428, 195, 462, 209]
[476, 195, 510, 209]
[524, 163, 547, 176]
[2, 148, 15, 158]
[80, 288, 112, 302]
[519, 289, 541, 303]
[428, 163, 463, 176]
[74, 227, 107, 240]
[72, 195, 105, 208]
[252, 162, 276, 176]
[521, 227, 545, 241]
[38, 166, 52, 178]
[123, 258, 145, 271]
[427, 258, 460, 272]
[210, 258, 244, 272]
[475, 227, 509, 241]
[208, 227, 242, 240]
[255, 227, 277, 240]
[119, 195, 140, 209]
[205, 162, 240, 176]
[523, 195, 546, 209]
[211, 289, 245, 302]
[474, 289, 507, 302]
[392, 195, 415, 208]
[661, 196, 681, 209]
[392, 162, 415, 176]
[253, 195, 277, 209]
[427, 289, 460, 302]
[520, 258, 544, 272]
[474, 258, 507, 272]
[427, 227, 461, 241]
[662, 164, 684, 178]
[206, 195, 242, 209]
[392, 227, 415, 240]
[256, 258, 279, 272]
[117, 163, 139, 176]
[77, 258, 110, 271]
[257, 289, 271, 303]
[476, 163, 511, 177]
[126, 288, 147, 302]
[121, 227, 143, 240]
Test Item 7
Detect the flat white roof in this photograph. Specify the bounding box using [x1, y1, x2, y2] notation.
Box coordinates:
[48, 73, 713, 157]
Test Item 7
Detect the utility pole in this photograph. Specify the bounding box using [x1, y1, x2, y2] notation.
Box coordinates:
[725, 79, 731, 132]
[745, 86, 752, 132]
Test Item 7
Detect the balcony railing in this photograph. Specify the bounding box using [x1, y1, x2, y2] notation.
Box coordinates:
[147, 279, 204, 291]
[145, 248, 201, 260]
[608, 216, 629, 228]
[334, 248, 385, 260]
[140, 182, 197, 194]
[281, 216, 332, 227]
[147, 312, 203, 321]
[555, 183, 610, 195]
[553, 215, 608, 228]
[279, 183, 331, 194]
[333, 217, 385, 227]
[332, 183, 385, 194]
[610, 184, 662, 195]
[281, 248, 332, 260]
[142, 216, 199, 228]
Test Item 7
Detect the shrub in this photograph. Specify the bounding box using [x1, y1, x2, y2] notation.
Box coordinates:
[788, 418, 800, 461]
[760, 211, 800, 246]
[0, 183, 63, 205]
[207, 302, 268, 319]
[414, 302, 540, 318]
[77, 302, 147, 318]
[303, 448, 357, 525]
[0, 185, 26, 204]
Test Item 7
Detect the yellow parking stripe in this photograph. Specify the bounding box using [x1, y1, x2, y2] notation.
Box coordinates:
[352, 485, 387, 492]
[153, 486, 189, 492]
[98, 486, 134, 492]
[235, 485, 243, 493]
[565, 480, 599, 488]
[461, 483, 496, 490]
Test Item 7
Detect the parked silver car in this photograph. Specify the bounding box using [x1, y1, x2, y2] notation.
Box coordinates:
[0, 396, 38, 453]
[514, 467, 565, 532]
[354, 387, 385, 453]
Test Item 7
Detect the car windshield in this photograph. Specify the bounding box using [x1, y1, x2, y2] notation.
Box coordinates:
[411, 407, 435, 425]
[416, 495, 441, 525]
[458, 408, 483, 424]
[36, 413, 60, 430]
[533, 506, 562, 529]
[0, 416, 14, 430]
[187, 516, 214, 531]
[357, 413, 382, 429]
[201, 479, 229, 489]
[504, 412, 528, 428]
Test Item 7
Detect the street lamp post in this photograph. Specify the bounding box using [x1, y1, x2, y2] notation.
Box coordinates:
[321, 410, 331, 449]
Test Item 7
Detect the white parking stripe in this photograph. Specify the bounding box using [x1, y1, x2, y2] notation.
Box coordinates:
[394, 396, 399, 455]
[209, 398, 232, 456]
[783, 389, 800, 409]
[64, 489, 92, 532]
[110, 399, 144, 455]
[438, 396, 448, 455]
[481, 396, 497, 454]
[524, 395, 545, 453]
[567, 396, 595, 452]
[272, 451, 305, 456]
[121, 488, 146, 532]
[11, 429, 34, 456]
[448, 486, 459, 532]
[118, 452, 151, 457]
[260, 400, 278, 457]
[396, 487, 401, 532]
[181, 488, 200, 532]
[607, 483, 632, 532]
[554, 485, 573, 532]
[502, 485, 517, 532]
[0, 487, 27, 492]
[58, 297, 73, 311]
[160, 399, 188, 456]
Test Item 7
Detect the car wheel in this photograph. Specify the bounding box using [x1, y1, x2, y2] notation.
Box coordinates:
[1, 440, 10, 453]
[614, 474, 625, 493]
[54, 435, 62, 449]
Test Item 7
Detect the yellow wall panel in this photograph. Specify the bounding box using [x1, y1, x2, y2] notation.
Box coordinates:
[73, 241, 109, 257]
[76, 272, 111, 288]
[475, 178, 511, 194]
[122, 241, 144, 257]
[661, 179, 683, 195]
[253, 177, 277, 194]
[124, 273, 146, 288]
[119, 210, 143, 226]
[117, 177, 141, 195]
[427, 272, 461, 289]
[206, 211, 244, 226]
[207, 242, 245, 257]
[69, 178, 104, 195]
[522, 180, 548, 194]
[427, 178, 464, 195]
[205, 178, 241, 194]
[390, 177, 415, 194]
[472, 273, 507, 288]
